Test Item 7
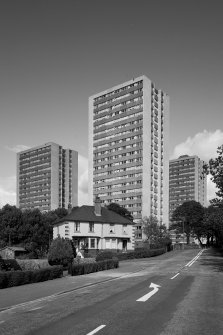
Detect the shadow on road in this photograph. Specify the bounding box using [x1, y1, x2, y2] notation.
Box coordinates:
[200, 248, 223, 272]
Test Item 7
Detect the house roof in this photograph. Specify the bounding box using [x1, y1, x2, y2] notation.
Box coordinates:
[55, 205, 134, 225]
[0, 246, 26, 252]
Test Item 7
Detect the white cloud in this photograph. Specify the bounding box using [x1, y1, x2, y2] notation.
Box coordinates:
[171, 129, 223, 203]
[171, 129, 223, 162]
[5, 144, 31, 153]
[0, 176, 16, 208]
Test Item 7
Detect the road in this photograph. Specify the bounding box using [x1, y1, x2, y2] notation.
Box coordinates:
[0, 248, 223, 335]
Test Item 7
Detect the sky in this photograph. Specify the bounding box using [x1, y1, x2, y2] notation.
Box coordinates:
[0, 0, 223, 207]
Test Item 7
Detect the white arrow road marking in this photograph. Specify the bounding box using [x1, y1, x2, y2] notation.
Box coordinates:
[137, 282, 161, 302]
[86, 325, 106, 335]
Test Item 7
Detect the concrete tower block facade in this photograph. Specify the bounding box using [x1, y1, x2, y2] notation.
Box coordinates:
[88, 75, 169, 237]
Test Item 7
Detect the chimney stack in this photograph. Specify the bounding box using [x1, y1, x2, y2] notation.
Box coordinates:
[94, 196, 102, 216]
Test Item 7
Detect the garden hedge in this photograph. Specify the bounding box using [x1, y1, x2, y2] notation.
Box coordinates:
[68, 259, 119, 276]
[0, 265, 63, 289]
[95, 248, 165, 262]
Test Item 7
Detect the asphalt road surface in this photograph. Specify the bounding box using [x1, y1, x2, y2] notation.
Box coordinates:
[0, 248, 223, 335]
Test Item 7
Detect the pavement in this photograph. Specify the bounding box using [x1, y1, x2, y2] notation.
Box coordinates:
[0, 257, 154, 311]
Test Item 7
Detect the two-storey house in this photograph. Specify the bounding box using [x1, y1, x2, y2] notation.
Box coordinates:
[53, 197, 135, 252]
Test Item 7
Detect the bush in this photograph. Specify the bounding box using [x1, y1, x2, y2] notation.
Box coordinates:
[69, 259, 119, 276]
[95, 251, 116, 262]
[0, 265, 63, 289]
[16, 259, 50, 271]
[95, 248, 166, 262]
[48, 237, 74, 267]
[0, 259, 22, 271]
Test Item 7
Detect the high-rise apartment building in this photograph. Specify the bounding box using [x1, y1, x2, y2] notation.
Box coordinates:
[169, 155, 207, 220]
[89, 75, 169, 236]
[17, 142, 78, 211]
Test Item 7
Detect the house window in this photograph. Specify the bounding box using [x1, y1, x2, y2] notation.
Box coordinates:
[90, 238, 95, 249]
[123, 224, 127, 234]
[112, 238, 116, 249]
[109, 224, 115, 233]
[89, 223, 94, 233]
[74, 222, 80, 232]
[105, 238, 110, 249]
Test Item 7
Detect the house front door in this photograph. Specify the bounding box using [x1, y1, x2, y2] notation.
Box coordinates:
[122, 239, 127, 251]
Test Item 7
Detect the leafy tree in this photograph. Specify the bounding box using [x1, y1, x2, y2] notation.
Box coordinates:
[106, 203, 133, 221]
[48, 236, 74, 266]
[206, 145, 223, 201]
[171, 201, 204, 244]
[0, 204, 23, 245]
[204, 204, 223, 247]
[141, 215, 171, 248]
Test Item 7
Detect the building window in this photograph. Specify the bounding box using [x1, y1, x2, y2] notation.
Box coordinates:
[105, 238, 110, 249]
[89, 223, 94, 232]
[74, 222, 80, 232]
[90, 238, 95, 249]
[109, 224, 115, 233]
[123, 224, 127, 234]
[112, 238, 116, 249]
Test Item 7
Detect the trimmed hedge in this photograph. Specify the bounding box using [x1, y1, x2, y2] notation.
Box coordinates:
[0, 259, 22, 271]
[96, 248, 165, 262]
[69, 259, 119, 276]
[16, 259, 50, 271]
[72, 258, 96, 265]
[0, 265, 63, 289]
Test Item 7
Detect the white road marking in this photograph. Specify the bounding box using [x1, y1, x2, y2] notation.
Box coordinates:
[86, 325, 106, 335]
[185, 250, 204, 268]
[28, 307, 43, 312]
[170, 273, 180, 279]
[137, 282, 161, 302]
[0, 321, 5, 324]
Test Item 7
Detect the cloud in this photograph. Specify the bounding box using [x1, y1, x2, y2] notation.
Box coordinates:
[171, 129, 223, 162]
[171, 129, 223, 203]
[0, 176, 16, 208]
[5, 144, 31, 153]
[78, 155, 89, 206]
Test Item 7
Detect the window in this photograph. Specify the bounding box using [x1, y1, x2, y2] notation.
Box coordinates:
[89, 223, 94, 232]
[74, 222, 80, 232]
[112, 238, 116, 249]
[105, 238, 110, 249]
[123, 224, 127, 234]
[109, 224, 115, 233]
[90, 238, 95, 249]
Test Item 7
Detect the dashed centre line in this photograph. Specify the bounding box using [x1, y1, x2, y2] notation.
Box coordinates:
[86, 325, 106, 335]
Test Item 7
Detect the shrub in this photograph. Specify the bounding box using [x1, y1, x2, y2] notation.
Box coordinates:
[16, 259, 50, 271]
[69, 259, 119, 276]
[95, 251, 115, 262]
[48, 237, 73, 267]
[0, 259, 22, 271]
[72, 257, 96, 265]
[0, 265, 63, 289]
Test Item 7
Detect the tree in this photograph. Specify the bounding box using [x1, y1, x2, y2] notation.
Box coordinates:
[106, 203, 133, 221]
[0, 204, 23, 245]
[48, 237, 74, 266]
[207, 145, 223, 201]
[171, 201, 204, 244]
[141, 215, 171, 249]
